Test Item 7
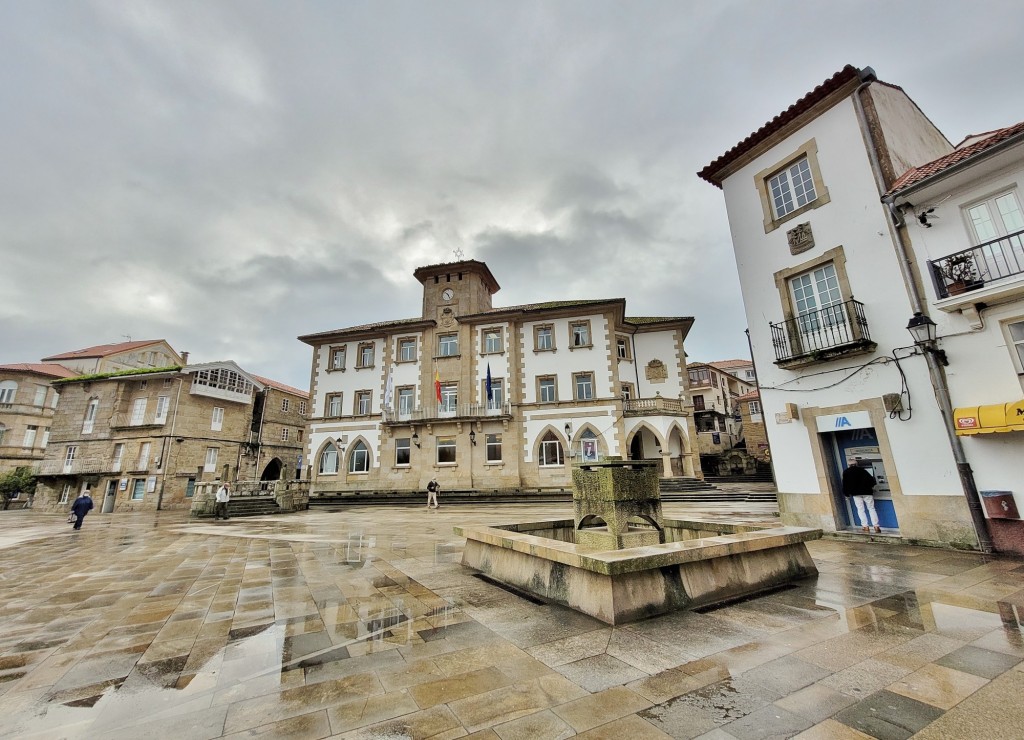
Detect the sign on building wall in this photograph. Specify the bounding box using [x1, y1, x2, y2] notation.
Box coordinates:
[814, 411, 872, 432]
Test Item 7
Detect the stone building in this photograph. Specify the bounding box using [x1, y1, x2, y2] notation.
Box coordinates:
[40, 339, 183, 375]
[685, 361, 755, 474]
[299, 260, 699, 494]
[0, 363, 77, 476]
[34, 361, 308, 513]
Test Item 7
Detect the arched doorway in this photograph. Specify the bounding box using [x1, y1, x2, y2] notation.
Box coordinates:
[261, 457, 283, 481]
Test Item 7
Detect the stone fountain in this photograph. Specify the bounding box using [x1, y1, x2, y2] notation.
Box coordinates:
[455, 460, 821, 624]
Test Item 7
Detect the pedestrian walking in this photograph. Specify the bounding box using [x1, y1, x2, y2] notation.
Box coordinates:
[426, 478, 440, 509]
[69, 491, 93, 530]
[214, 482, 231, 520]
[842, 458, 880, 533]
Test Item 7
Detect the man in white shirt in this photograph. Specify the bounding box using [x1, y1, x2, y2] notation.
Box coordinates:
[215, 482, 231, 520]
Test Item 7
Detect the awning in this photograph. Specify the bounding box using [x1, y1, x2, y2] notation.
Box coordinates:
[953, 400, 1024, 435]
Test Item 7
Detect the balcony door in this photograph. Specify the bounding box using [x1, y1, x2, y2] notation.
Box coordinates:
[790, 262, 846, 352]
[966, 192, 1024, 281]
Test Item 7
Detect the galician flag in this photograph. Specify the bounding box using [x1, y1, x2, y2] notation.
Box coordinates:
[434, 369, 442, 403]
[486, 363, 493, 403]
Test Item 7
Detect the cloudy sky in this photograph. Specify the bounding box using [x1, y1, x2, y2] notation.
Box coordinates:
[2, 1, 1022, 390]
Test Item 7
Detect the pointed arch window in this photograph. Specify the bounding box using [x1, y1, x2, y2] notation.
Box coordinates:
[349, 441, 370, 473]
[579, 429, 599, 462]
[319, 442, 339, 474]
[539, 431, 564, 467]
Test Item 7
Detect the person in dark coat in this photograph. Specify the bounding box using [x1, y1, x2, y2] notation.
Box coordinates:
[842, 459, 880, 533]
[70, 492, 94, 530]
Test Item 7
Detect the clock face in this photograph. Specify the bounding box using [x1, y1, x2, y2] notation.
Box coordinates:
[441, 289, 454, 301]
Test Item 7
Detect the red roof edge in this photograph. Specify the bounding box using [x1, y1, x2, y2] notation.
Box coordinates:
[698, 65, 868, 188]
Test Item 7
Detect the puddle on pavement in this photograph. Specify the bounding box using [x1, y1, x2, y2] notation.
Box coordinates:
[3, 595, 469, 737]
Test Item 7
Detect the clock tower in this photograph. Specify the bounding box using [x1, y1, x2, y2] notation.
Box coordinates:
[414, 260, 500, 321]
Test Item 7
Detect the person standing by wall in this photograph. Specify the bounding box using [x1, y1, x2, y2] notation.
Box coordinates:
[426, 478, 440, 509]
[214, 482, 231, 520]
[69, 490, 93, 530]
[843, 458, 880, 533]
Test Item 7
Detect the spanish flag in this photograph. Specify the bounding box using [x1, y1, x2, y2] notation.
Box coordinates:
[434, 369, 441, 403]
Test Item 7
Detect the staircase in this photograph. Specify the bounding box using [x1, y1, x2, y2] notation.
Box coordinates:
[658, 477, 777, 504]
[705, 473, 775, 484]
[306, 477, 776, 508]
[223, 496, 282, 517]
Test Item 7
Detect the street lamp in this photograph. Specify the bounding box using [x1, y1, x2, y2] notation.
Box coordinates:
[469, 429, 476, 446]
[906, 312, 948, 366]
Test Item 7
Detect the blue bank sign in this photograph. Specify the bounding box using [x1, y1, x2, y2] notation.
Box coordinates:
[815, 411, 872, 433]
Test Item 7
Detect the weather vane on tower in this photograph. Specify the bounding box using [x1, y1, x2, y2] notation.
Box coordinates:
[452, 246, 465, 260]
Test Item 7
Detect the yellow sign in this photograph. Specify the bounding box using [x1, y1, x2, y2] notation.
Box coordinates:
[953, 400, 1024, 435]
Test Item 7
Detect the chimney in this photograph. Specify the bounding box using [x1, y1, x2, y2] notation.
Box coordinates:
[180, 351, 189, 364]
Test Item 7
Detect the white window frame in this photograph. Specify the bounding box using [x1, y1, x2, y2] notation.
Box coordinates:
[41, 427, 50, 448]
[357, 343, 375, 368]
[131, 478, 146, 500]
[281, 428, 290, 442]
[749, 400, 762, 415]
[539, 434, 564, 467]
[327, 394, 343, 417]
[535, 325, 554, 351]
[768, 156, 817, 219]
[82, 398, 98, 435]
[570, 321, 591, 348]
[23, 425, 38, 448]
[138, 442, 151, 471]
[60, 483, 72, 504]
[538, 376, 556, 403]
[574, 372, 594, 401]
[398, 338, 417, 363]
[299, 401, 307, 415]
[155, 395, 169, 424]
[112, 443, 125, 472]
[282, 398, 290, 412]
[319, 443, 339, 474]
[483, 328, 503, 354]
[63, 445, 77, 473]
[33, 385, 47, 407]
[356, 390, 372, 415]
[204, 447, 218, 473]
[439, 384, 458, 414]
[211, 407, 224, 431]
[0, 381, 16, 405]
[330, 346, 346, 370]
[485, 378, 504, 410]
[438, 333, 459, 357]
[348, 441, 370, 473]
[397, 387, 414, 416]
[130, 398, 147, 425]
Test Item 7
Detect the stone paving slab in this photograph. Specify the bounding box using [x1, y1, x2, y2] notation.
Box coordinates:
[0, 504, 1022, 738]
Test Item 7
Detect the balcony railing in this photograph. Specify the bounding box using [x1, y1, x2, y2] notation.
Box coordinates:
[382, 402, 512, 424]
[623, 397, 686, 415]
[770, 299, 874, 365]
[929, 228, 1024, 299]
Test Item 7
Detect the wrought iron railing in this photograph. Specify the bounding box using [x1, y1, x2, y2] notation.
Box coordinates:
[929, 228, 1024, 298]
[770, 299, 871, 363]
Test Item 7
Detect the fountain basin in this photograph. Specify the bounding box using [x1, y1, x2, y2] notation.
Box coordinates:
[455, 518, 821, 624]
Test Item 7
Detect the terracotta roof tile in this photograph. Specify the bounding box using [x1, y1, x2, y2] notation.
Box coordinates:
[709, 359, 752, 369]
[0, 362, 79, 378]
[886, 120, 1024, 196]
[699, 65, 865, 187]
[41, 340, 169, 361]
[251, 375, 309, 398]
[736, 390, 761, 402]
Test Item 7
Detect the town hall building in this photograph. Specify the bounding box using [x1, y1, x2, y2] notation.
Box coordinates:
[299, 260, 699, 494]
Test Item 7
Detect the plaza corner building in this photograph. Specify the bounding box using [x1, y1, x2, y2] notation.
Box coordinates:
[700, 64, 1024, 553]
[299, 260, 700, 494]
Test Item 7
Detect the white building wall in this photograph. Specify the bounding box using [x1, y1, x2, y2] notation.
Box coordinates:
[632, 331, 684, 399]
[722, 95, 961, 505]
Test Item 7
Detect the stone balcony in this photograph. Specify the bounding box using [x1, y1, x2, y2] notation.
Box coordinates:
[382, 402, 512, 426]
[623, 395, 688, 417]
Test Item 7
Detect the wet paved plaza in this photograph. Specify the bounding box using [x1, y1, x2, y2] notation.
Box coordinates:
[2, 503, 1024, 739]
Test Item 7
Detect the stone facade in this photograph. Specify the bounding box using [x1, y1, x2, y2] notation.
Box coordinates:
[0, 363, 77, 476]
[301, 260, 701, 495]
[34, 362, 308, 514]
